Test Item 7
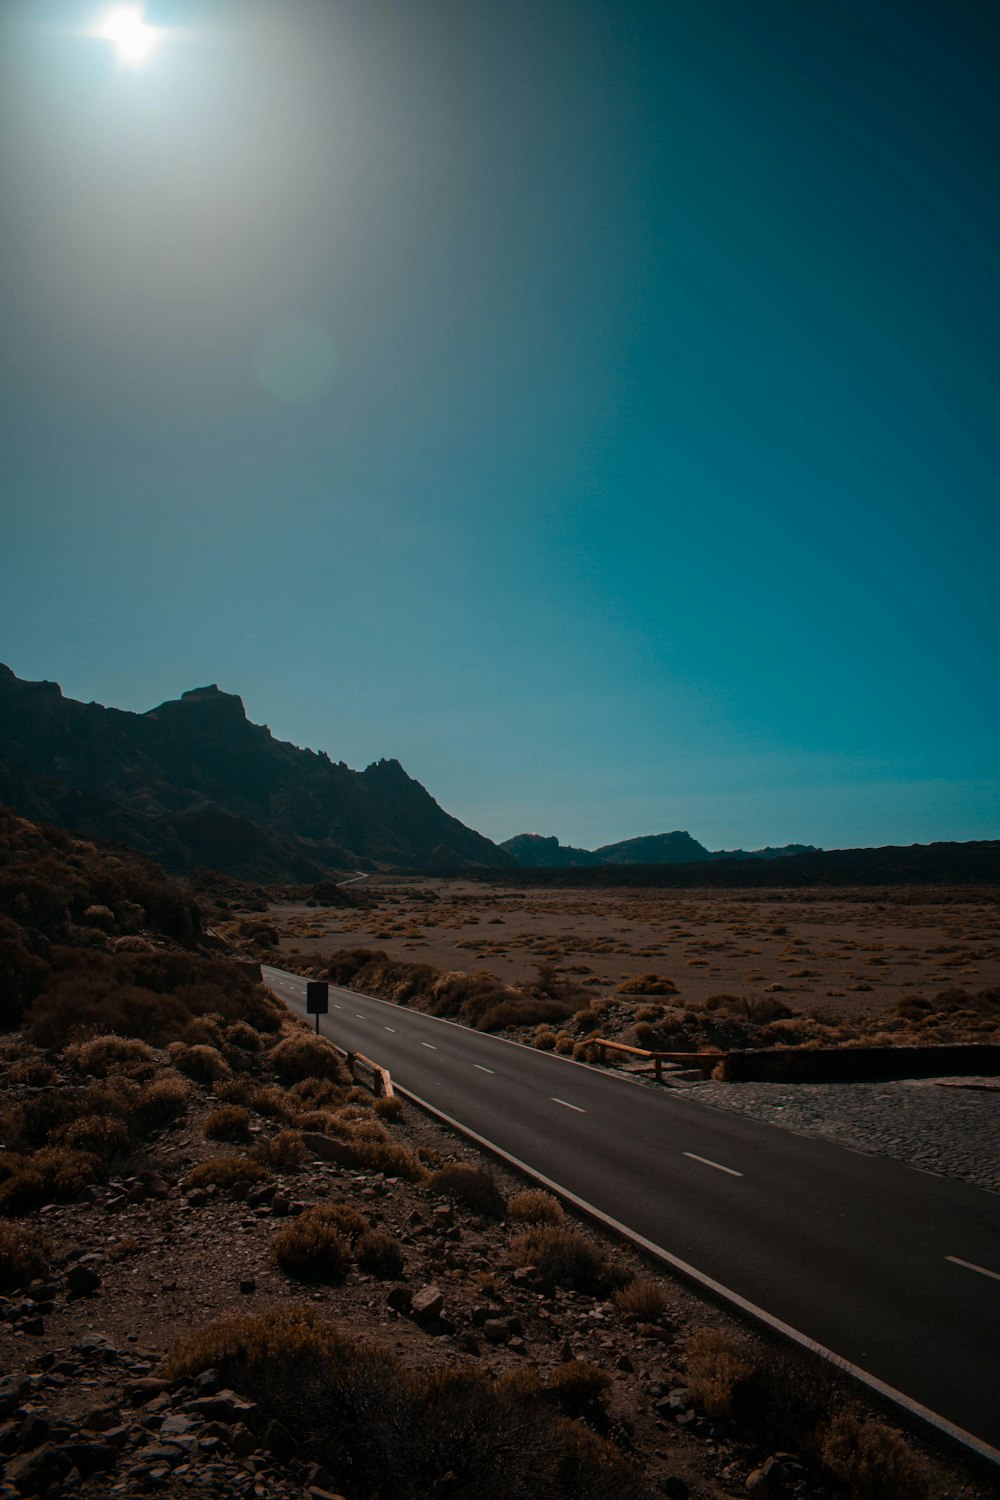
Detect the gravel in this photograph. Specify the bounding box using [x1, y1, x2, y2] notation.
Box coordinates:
[679, 1076, 1000, 1192]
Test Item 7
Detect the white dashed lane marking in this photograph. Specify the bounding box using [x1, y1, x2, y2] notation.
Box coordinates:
[421, 1042, 437, 1050]
[551, 1097, 585, 1113]
[474, 1065, 494, 1074]
[684, 1152, 743, 1178]
[947, 1255, 1000, 1283]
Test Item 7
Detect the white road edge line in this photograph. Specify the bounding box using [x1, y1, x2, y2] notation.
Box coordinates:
[684, 1151, 743, 1178]
[474, 1064, 495, 1074]
[551, 1097, 585, 1113]
[946, 1254, 1000, 1283]
[391, 1085, 1000, 1472]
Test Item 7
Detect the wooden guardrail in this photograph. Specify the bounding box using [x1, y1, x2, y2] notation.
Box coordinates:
[591, 1038, 722, 1081]
[346, 1051, 395, 1098]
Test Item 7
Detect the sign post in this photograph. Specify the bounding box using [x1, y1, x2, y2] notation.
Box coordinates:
[306, 981, 329, 1035]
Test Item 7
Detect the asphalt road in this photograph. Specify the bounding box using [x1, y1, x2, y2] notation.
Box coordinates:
[263, 964, 1000, 1461]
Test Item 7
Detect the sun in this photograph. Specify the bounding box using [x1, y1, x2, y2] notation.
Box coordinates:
[99, 6, 160, 66]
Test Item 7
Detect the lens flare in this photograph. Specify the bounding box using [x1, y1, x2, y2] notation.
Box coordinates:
[99, 6, 159, 66]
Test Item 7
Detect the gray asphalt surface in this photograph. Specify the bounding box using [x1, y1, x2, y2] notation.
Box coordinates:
[264, 964, 1000, 1458]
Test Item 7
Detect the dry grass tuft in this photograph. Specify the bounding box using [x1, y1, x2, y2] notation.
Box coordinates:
[613, 1278, 671, 1321]
[185, 1156, 270, 1194]
[355, 1228, 404, 1277]
[819, 1412, 929, 1498]
[548, 1361, 611, 1413]
[204, 1104, 252, 1141]
[507, 1226, 620, 1294]
[272, 1206, 357, 1279]
[252, 1129, 307, 1172]
[64, 1035, 155, 1077]
[508, 1189, 564, 1225]
[168, 1042, 231, 1084]
[269, 1033, 347, 1083]
[685, 1330, 754, 1418]
[0, 1221, 52, 1289]
[428, 1163, 507, 1218]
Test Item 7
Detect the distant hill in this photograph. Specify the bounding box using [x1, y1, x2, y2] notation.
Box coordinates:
[0, 665, 513, 881]
[499, 834, 605, 868]
[475, 840, 1000, 888]
[501, 829, 818, 869]
[595, 830, 713, 864]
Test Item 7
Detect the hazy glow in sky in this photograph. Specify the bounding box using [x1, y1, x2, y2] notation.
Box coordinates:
[1, 0, 997, 851]
[97, 6, 159, 66]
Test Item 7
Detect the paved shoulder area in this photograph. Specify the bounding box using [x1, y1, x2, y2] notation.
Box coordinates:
[679, 1078, 1000, 1193]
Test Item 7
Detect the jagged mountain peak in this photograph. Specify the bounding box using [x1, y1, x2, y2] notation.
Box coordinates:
[0, 665, 512, 879]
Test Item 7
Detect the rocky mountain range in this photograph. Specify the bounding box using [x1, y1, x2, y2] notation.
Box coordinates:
[501, 830, 818, 868]
[0, 666, 513, 881]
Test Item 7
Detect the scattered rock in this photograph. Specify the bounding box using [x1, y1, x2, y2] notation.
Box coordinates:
[410, 1284, 444, 1321]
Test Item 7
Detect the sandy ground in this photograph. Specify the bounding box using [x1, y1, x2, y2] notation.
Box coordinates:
[264, 879, 1000, 1024]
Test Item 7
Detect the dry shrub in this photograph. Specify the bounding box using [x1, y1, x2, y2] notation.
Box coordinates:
[179, 1014, 227, 1050]
[185, 1156, 270, 1194]
[373, 1094, 403, 1121]
[26, 949, 281, 1050]
[355, 1229, 404, 1277]
[134, 1072, 191, 1128]
[554, 1033, 574, 1055]
[476, 996, 578, 1032]
[0, 914, 49, 1030]
[225, 1020, 266, 1052]
[64, 1035, 155, 1077]
[616, 974, 678, 995]
[819, 1413, 929, 1498]
[245, 1083, 292, 1119]
[734, 1347, 841, 1449]
[4, 1056, 58, 1087]
[0, 1221, 52, 1289]
[533, 1026, 558, 1050]
[287, 1076, 346, 1109]
[168, 1042, 231, 1084]
[273, 1206, 357, 1279]
[685, 1331, 754, 1418]
[428, 1163, 507, 1218]
[204, 1105, 252, 1141]
[269, 1033, 347, 1084]
[253, 1129, 307, 1172]
[165, 1307, 649, 1500]
[508, 1226, 619, 1294]
[548, 1361, 611, 1413]
[613, 1278, 670, 1321]
[0, 1146, 98, 1215]
[56, 1112, 130, 1159]
[352, 1140, 428, 1181]
[508, 1190, 563, 1225]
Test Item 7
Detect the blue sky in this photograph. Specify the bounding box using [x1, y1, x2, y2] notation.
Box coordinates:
[2, 0, 997, 852]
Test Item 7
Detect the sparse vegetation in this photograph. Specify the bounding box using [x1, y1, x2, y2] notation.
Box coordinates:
[0, 1220, 52, 1288]
[428, 1162, 507, 1217]
[508, 1188, 564, 1224]
[819, 1412, 930, 1498]
[614, 1278, 671, 1321]
[164, 1307, 651, 1500]
[203, 1104, 252, 1141]
[507, 1225, 621, 1294]
[685, 1330, 755, 1418]
[185, 1156, 270, 1194]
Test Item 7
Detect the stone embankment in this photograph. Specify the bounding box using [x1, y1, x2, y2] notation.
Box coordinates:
[680, 1076, 1000, 1192]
